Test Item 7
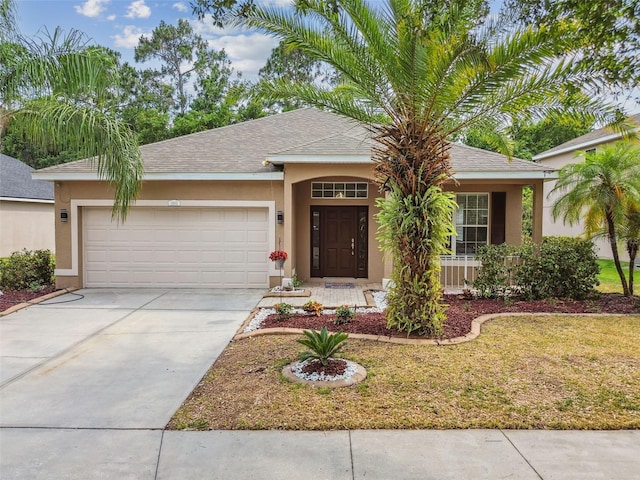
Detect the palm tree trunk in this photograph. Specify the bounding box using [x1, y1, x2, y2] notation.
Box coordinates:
[606, 213, 630, 296]
[378, 186, 456, 335]
[627, 239, 638, 296]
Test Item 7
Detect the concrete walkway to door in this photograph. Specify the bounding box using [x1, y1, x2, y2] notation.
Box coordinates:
[257, 280, 381, 308]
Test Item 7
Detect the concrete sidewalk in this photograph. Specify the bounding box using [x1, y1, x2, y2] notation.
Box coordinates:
[2, 428, 639, 479]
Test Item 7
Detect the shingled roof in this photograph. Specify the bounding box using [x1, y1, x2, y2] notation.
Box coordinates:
[35, 109, 361, 176]
[534, 113, 640, 161]
[0, 154, 54, 201]
[34, 108, 551, 179]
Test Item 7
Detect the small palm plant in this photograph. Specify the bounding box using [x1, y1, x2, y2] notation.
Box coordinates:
[297, 327, 348, 367]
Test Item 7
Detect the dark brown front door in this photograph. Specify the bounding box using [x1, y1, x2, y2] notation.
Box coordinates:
[311, 206, 368, 278]
[324, 207, 357, 277]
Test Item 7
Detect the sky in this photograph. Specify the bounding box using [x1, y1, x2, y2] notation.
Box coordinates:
[15, 0, 639, 112]
[16, 0, 285, 79]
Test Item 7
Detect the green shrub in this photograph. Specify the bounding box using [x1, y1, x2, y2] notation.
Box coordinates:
[473, 237, 599, 301]
[515, 237, 599, 300]
[291, 273, 302, 289]
[473, 244, 520, 298]
[297, 327, 349, 366]
[274, 302, 294, 321]
[0, 249, 55, 291]
[334, 305, 355, 325]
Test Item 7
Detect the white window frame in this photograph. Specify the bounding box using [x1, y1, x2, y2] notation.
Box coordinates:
[451, 193, 490, 256]
[311, 182, 368, 199]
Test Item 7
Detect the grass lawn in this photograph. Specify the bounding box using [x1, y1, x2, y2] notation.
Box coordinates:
[169, 314, 640, 431]
[597, 259, 636, 294]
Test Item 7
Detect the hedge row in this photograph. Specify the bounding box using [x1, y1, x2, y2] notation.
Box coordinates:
[473, 237, 599, 300]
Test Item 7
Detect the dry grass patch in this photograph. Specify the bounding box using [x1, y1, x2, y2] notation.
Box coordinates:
[169, 314, 640, 430]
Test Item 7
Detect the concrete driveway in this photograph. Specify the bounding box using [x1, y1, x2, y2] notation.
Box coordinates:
[1, 288, 263, 428]
[0, 288, 263, 478]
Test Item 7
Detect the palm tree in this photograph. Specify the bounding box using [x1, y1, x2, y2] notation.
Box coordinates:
[619, 199, 640, 296]
[237, 0, 619, 334]
[0, 1, 142, 217]
[552, 142, 640, 296]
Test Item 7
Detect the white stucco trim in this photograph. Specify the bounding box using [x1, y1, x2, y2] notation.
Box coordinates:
[533, 128, 640, 161]
[54, 199, 278, 278]
[33, 172, 284, 181]
[0, 197, 54, 204]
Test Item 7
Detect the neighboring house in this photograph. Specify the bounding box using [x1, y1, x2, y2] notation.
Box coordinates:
[534, 113, 640, 262]
[0, 154, 55, 257]
[33, 109, 555, 290]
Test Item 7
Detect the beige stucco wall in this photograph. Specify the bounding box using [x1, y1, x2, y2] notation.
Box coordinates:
[0, 200, 55, 257]
[54, 171, 540, 289]
[539, 143, 632, 261]
[53, 180, 284, 289]
[286, 166, 384, 283]
[284, 164, 532, 284]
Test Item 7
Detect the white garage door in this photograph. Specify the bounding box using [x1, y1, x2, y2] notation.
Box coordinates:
[83, 207, 269, 288]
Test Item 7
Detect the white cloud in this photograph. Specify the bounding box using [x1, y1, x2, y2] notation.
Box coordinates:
[172, 2, 188, 12]
[74, 0, 110, 18]
[191, 16, 245, 36]
[125, 0, 151, 19]
[207, 33, 279, 78]
[107, 14, 116, 21]
[112, 25, 149, 48]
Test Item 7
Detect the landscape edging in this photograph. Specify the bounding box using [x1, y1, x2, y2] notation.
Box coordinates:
[234, 311, 632, 345]
[0, 288, 79, 317]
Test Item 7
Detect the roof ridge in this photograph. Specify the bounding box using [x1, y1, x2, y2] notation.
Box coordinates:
[270, 125, 368, 154]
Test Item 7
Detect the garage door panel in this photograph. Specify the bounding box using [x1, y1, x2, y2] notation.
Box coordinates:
[247, 250, 268, 263]
[174, 229, 201, 242]
[224, 231, 247, 243]
[247, 209, 268, 222]
[224, 210, 247, 222]
[84, 207, 269, 288]
[201, 232, 225, 243]
[107, 250, 131, 263]
[177, 250, 203, 263]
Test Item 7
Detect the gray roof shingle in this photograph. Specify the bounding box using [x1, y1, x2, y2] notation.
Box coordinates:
[534, 113, 640, 159]
[35, 108, 550, 176]
[37, 108, 361, 175]
[0, 154, 54, 200]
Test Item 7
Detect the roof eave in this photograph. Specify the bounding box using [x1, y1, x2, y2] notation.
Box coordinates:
[266, 154, 372, 165]
[452, 171, 557, 180]
[533, 127, 640, 161]
[0, 196, 54, 204]
[32, 172, 285, 181]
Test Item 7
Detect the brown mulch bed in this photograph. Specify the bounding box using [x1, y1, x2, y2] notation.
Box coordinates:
[260, 293, 640, 340]
[0, 287, 57, 312]
[301, 359, 347, 377]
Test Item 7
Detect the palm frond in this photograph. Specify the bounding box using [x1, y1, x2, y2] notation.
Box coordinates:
[13, 98, 143, 219]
